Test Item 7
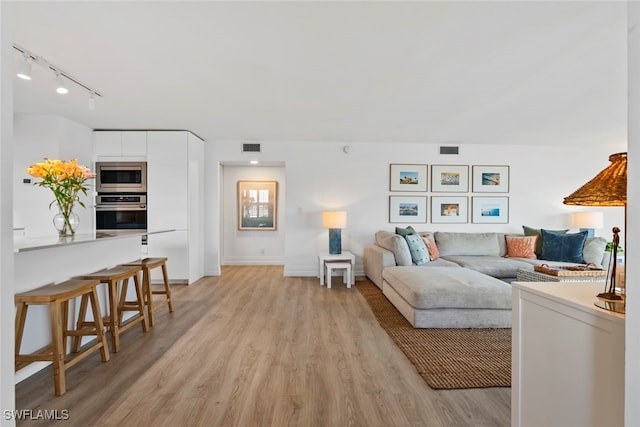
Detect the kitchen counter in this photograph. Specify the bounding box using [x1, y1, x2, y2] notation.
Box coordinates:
[14, 228, 175, 384]
[14, 229, 173, 252]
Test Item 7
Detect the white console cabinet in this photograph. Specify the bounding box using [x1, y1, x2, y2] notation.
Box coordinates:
[94, 130, 147, 159]
[511, 281, 625, 427]
[146, 131, 204, 284]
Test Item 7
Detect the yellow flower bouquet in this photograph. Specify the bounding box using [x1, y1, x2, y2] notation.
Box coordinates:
[26, 158, 96, 236]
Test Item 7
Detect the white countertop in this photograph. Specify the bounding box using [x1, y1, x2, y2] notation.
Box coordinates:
[14, 229, 174, 253]
[512, 280, 625, 323]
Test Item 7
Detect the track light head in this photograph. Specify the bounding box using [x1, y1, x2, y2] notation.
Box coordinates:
[88, 93, 96, 110]
[16, 55, 31, 80]
[55, 72, 68, 94]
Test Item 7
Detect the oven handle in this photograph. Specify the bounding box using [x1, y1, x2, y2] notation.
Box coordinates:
[96, 205, 146, 211]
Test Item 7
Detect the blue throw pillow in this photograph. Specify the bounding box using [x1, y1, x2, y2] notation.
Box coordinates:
[540, 229, 588, 263]
[404, 234, 430, 265]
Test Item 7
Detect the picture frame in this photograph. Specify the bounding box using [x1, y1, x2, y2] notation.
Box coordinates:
[472, 196, 509, 224]
[389, 196, 427, 223]
[472, 165, 510, 193]
[389, 164, 428, 192]
[237, 180, 278, 230]
[431, 196, 468, 224]
[431, 165, 469, 192]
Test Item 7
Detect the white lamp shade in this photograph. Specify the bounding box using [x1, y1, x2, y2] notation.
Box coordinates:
[322, 211, 347, 229]
[570, 211, 604, 229]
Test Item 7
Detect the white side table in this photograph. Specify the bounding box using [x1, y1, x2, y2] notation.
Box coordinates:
[318, 251, 355, 286]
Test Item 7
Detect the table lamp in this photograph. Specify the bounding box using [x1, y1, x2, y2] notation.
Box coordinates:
[563, 152, 627, 313]
[569, 211, 604, 238]
[322, 211, 347, 254]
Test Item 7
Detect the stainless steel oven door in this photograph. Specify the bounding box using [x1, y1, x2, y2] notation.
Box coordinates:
[96, 205, 147, 230]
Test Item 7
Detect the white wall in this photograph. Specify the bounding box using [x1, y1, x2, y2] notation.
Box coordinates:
[13, 114, 94, 236]
[1, 3, 15, 425]
[626, 2, 639, 425]
[221, 164, 285, 265]
[205, 140, 626, 277]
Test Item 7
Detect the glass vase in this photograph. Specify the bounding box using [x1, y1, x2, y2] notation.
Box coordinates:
[53, 205, 80, 237]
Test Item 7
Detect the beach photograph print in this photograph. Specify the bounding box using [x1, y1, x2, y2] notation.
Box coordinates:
[472, 196, 509, 223]
[472, 165, 509, 193]
[389, 196, 427, 223]
[389, 164, 428, 192]
[431, 165, 469, 192]
[431, 196, 468, 223]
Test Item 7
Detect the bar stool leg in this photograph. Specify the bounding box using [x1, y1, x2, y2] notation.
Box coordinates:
[49, 300, 66, 396]
[160, 262, 174, 312]
[134, 273, 149, 332]
[107, 280, 120, 353]
[89, 287, 110, 362]
[14, 302, 28, 367]
[143, 267, 154, 327]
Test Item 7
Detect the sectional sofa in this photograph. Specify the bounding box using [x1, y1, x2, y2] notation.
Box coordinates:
[364, 229, 607, 328]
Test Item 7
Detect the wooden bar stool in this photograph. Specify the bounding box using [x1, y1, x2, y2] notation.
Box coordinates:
[76, 265, 148, 353]
[122, 258, 173, 327]
[15, 279, 110, 396]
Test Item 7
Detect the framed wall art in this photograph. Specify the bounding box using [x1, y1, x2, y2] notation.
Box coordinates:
[472, 196, 509, 224]
[472, 165, 510, 193]
[389, 164, 428, 192]
[389, 196, 427, 223]
[431, 165, 469, 192]
[431, 196, 468, 224]
[237, 180, 278, 230]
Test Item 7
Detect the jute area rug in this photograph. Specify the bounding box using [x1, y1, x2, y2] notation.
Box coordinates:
[357, 281, 511, 389]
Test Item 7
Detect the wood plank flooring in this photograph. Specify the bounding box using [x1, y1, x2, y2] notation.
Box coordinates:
[15, 265, 510, 426]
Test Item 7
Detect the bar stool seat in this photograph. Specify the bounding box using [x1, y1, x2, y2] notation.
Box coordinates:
[325, 262, 353, 289]
[122, 258, 173, 327]
[15, 279, 110, 396]
[76, 265, 148, 353]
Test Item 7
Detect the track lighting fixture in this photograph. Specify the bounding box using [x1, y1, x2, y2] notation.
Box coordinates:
[55, 72, 68, 94]
[13, 43, 102, 104]
[16, 55, 31, 80]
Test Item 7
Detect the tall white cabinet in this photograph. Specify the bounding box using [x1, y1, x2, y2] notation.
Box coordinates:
[146, 131, 204, 284]
[93, 130, 204, 285]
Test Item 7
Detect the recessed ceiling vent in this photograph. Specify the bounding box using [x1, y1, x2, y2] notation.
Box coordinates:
[439, 145, 460, 155]
[242, 143, 261, 153]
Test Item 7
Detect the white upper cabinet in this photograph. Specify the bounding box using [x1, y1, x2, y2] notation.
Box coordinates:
[95, 131, 147, 158]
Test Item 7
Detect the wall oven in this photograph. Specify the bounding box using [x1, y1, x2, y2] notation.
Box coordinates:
[95, 161, 147, 193]
[95, 194, 147, 231]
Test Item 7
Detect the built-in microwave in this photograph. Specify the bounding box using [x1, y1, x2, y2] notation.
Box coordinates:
[95, 161, 147, 193]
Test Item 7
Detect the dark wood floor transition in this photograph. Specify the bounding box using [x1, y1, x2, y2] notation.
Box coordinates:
[15, 265, 510, 427]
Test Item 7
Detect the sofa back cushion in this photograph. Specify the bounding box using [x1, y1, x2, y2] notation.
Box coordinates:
[434, 232, 500, 256]
[375, 231, 413, 266]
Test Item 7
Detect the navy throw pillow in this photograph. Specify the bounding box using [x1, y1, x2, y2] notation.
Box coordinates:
[540, 229, 588, 263]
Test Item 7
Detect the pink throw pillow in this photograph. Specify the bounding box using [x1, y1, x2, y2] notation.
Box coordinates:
[421, 235, 440, 260]
[505, 235, 538, 259]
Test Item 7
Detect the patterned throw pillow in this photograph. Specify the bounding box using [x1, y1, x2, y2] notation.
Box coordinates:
[404, 234, 430, 265]
[421, 235, 440, 260]
[504, 235, 537, 259]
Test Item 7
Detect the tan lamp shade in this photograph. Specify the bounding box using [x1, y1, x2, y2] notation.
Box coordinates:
[563, 152, 627, 206]
[322, 211, 347, 229]
[570, 212, 604, 229]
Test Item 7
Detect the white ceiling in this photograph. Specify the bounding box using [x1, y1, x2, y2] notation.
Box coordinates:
[8, 1, 628, 146]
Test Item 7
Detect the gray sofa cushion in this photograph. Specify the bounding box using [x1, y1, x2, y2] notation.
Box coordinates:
[382, 266, 512, 309]
[440, 255, 533, 278]
[375, 231, 412, 266]
[435, 232, 500, 256]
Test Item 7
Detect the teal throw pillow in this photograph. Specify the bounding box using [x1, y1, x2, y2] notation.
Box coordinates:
[404, 234, 430, 265]
[540, 229, 588, 263]
[396, 226, 417, 237]
[523, 225, 569, 257]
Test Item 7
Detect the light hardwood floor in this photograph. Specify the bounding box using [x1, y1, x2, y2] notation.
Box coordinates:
[15, 265, 510, 426]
